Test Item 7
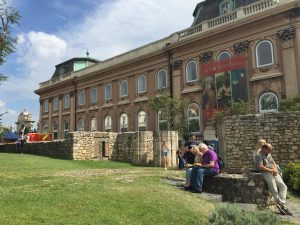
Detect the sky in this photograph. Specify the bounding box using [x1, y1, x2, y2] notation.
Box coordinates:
[0, 0, 201, 130]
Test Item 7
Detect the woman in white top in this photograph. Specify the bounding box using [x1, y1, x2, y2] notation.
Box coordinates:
[162, 140, 169, 170]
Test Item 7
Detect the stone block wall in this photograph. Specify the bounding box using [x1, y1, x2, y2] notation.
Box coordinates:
[218, 112, 300, 169]
[0, 131, 178, 166]
[203, 173, 273, 208]
[0, 140, 73, 159]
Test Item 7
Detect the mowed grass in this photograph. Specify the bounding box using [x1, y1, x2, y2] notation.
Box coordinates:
[0, 153, 214, 225]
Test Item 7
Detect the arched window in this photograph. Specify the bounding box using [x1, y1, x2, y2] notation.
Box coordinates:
[137, 75, 146, 93]
[105, 84, 112, 101]
[186, 60, 198, 83]
[53, 97, 59, 111]
[120, 80, 128, 97]
[256, 40, 274, 67]
[78, 118, 84, 131]
[44, 99, 49, 113]
[63, 94, 70, 109]
[217, 51, 231, 61]
[63, 121, 69, 139]
[91, 87, 98, 103]
[53, 123, 58, 140]
[158, 110, 168, 131]
[157, 69, 167, 89]
[120, 113, 128, 132]
[78, 91, 85, 106]
[90, 117, 97, 131]
[104, 115, 112, 132]
[43, 123, 48, 133]
[137, 111, 147, 131]
[187, 103, 200, 132]
[259, 92, 278, 113]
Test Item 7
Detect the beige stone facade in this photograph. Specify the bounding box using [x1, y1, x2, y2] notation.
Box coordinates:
[35, 0, 300, 139]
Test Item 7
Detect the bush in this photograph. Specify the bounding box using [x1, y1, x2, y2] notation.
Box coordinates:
[279, 95, 300, 111]
[209, 203, 280, 225]
[284, 162, 300, 192]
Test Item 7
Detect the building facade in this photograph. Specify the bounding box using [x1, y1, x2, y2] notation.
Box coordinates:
[35, 0, 300, 139]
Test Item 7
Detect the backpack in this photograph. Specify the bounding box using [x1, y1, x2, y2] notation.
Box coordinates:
[216, 153, 225, 170]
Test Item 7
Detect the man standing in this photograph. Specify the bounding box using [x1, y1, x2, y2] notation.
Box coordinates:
[255, 143, 292, 215]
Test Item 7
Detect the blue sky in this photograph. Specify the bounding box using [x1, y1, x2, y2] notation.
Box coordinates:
[0, 0, 200, 129]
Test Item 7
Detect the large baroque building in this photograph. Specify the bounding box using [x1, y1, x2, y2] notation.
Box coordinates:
[35, 0, 300, 139]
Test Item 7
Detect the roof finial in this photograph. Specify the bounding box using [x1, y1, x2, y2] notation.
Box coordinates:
[86, 49, 90, 58]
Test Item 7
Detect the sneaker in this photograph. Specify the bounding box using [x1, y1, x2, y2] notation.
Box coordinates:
[282, 206, 293, 216]
[276, 203, 287, 215]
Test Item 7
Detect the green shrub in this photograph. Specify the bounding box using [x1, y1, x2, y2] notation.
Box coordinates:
[284, 162, 300, 192]
[279, 96, 300, 111]
[209, 203, 280, 225]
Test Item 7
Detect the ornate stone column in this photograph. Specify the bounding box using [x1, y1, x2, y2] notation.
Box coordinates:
[277, 27, 298, 97]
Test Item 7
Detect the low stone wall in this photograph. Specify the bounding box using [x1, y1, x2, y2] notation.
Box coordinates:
[0, 140, 73, 159]
[203, 173, 273, 208]
[218, 112, 300, 169]
[0, 131, 178, 166]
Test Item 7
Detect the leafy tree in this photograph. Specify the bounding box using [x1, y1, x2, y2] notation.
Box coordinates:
[148, 91, 188, 138]
[0, 0, 21, 84]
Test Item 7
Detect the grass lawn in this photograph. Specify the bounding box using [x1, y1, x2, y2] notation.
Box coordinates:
[288, 191, 300, 205]
[0, 153, 214, 225]
[0, 153, 299, 225]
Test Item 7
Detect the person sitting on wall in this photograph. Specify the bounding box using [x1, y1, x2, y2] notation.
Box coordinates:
[185, 143, 219, 193]
[184, 135, 198, 165]
[184, 145, 203, 188]
[255, 143, 292, 216]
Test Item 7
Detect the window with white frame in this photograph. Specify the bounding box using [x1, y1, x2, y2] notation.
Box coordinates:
[91, 87, 98, 104]
[105, 84, 112, 101]
[63, 94, 70, 109]
[186, 60, 198, 83]
[53, 123, 58, 140]
[120, 80, 128, 97]
[158, 110, 168, 131]
[53, 97, 59, 111]
[43, 123, 48, 133]
[157, 70, 167, 89]
[187, 103, 200, 132]
[44, 99, 49, 113]
[63, 121, 69, 139]
[217, 51, 231, 61]
[90, 117, 97, 131]
[77, 118, 84, 131]
[104, 115, 112, 132]
[137, 111, 147, 131]
[259, 92, 278, 113]
[78, 91, 85, 106]
[256, 40, 274, 67]
[137, 75, 146, 93]
[120, 113, 128, 132]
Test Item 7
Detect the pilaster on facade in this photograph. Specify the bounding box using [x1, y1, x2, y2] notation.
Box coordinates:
[200, 51, 213, 63]
[234, 40, 250, 54]
[277, 27, 295, 42]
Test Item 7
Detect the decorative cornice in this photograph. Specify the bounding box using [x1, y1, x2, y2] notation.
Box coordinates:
[200, 51, 213, 63]
[173, 60, 182, 71]
[234, 41, 249, 54]
[277, 27, 295, 42]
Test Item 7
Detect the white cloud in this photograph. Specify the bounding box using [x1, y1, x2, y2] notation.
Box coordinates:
[0, 100, 18, 129]
[0, 0, 201, 127]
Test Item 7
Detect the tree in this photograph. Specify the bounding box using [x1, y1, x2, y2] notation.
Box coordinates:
[148, 91, 189, 139]
[0, 0, 20, 85]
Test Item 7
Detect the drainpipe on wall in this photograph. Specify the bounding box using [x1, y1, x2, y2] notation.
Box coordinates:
[72, 76, 77, 131]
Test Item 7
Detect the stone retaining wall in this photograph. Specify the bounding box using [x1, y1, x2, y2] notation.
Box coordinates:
[218, 112, 300, 169]
[0, 131, 178, 166]
[203, 173, 273, 208]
